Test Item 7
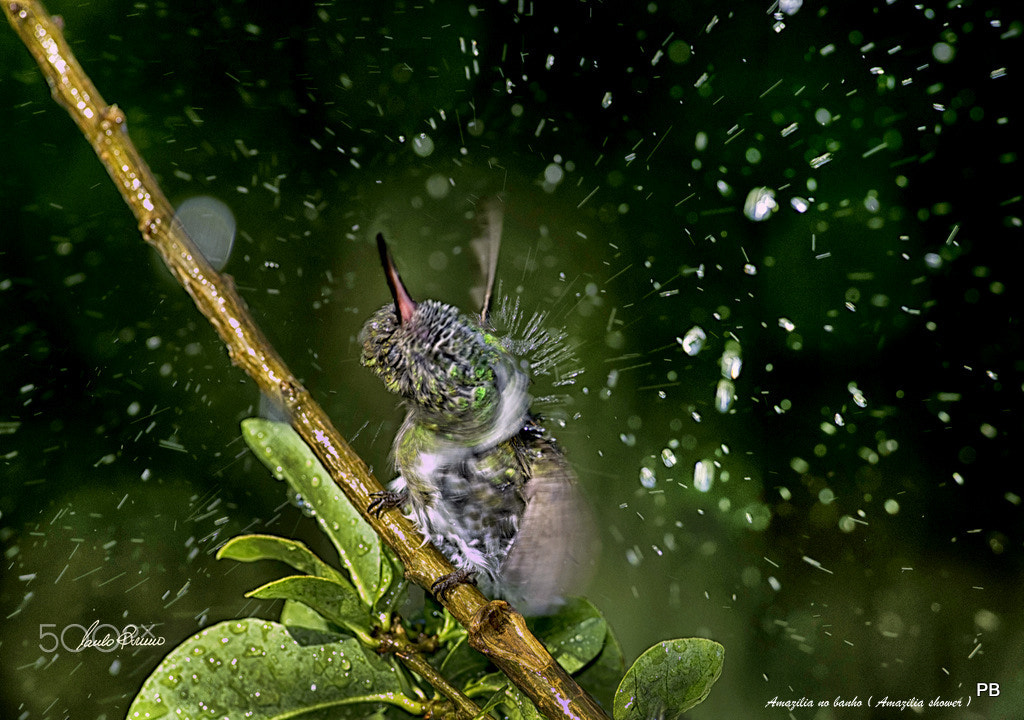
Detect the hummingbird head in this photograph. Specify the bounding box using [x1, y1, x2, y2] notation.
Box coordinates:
[359, 234, 510, 428]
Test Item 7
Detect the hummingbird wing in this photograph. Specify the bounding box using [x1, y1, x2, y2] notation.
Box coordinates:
[497, 439, 597, 615]
[469, 196, 504, 324]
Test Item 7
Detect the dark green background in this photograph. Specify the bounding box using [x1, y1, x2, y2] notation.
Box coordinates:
[2, 0, 1021, 717]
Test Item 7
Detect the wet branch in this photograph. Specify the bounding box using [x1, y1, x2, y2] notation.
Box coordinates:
[4, 2, 609, 719]
[376, 624, 480, 718]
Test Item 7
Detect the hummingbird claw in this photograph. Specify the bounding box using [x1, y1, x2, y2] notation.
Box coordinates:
[431, 568, 477, 601]
[368, 489, 408, 517]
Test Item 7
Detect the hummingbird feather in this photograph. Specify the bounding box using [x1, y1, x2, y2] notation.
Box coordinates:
[499, 437, 596, 614]
[360, 217, 595, 615]
[469, 196, 504, 323]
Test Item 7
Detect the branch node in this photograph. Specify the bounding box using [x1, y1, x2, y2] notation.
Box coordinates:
[100, 102, 125, 129]
[280, 379, 300, 404]
[469, 601, 548, 673]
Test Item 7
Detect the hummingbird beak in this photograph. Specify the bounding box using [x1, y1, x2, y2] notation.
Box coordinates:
[377, 233, 418, 325]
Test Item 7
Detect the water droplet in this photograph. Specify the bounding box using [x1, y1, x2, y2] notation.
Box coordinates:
[694, 460, 714, 492]
[719, 340, 742, 379]
[639, 467, 656, 489]
[679, 326, 706, 356]
[159, 672, 182, 689]
[543, 162, 564, 188]
[128, 699, 168, 719]
[743, 186, 777, 221]
[790, 457, 810, 474]
[810, 152, 833, 169]
[411, 133, 435, 157]
[780, 0, 802, 15]
[174, 196, 236, 271]
[932, 42, 955, 63]
[715, 379, 735, 413]
[425, 173, 450, 199]
[847, 382, 867, 407]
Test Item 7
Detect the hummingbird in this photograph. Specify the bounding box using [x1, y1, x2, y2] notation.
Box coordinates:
[358, 199, 592, 615]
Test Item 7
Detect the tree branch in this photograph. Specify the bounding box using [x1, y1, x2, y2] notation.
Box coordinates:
[3, 2, 610, 719]
[377, 624, 481, 719]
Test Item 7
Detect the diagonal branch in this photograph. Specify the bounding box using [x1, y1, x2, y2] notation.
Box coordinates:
[3, 2, 610, 719]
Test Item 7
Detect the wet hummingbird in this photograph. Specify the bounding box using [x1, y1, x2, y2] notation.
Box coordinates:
[359, 199, 593, 614]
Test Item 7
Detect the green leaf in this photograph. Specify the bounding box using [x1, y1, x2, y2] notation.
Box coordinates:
[613, 638, 724, 720]
[439, 635, 491, 685]
[278, 607, 351, 650]
[126, 620, 410, 720]
[280, 600, 334, 635]
[241, 418, 382, 605]
[529, 597, 607, 674]
[501, 685, 546, 720]
[247, 575, 373, 641]
[372, 543, 406, 616]
[217, 533, 344, 582]
[463, 670, 509, 698]
[574, 619, 626, 710]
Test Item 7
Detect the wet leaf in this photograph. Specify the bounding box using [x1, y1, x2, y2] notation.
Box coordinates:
[574, 619, 626, 710]
[279, 600, 334, 635]
[501, 686, 546, 720]
[247, 575, 372, 640]
[241, 418, 382, 605]
[464, 670, 508, 698]
[529, 597, 607, 673]
[126, 620, 407, 720]
[372, 543, 406, 616]
[613, 638, 724, 720]
[217, 533, 344, 582]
